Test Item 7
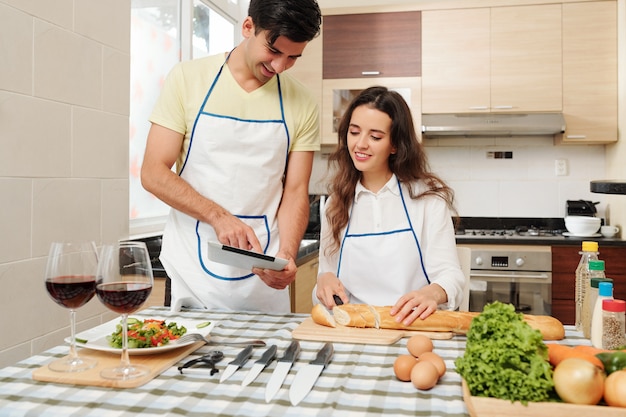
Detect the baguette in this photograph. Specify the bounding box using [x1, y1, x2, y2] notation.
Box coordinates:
[311, 303, 336, 328]
[522, 314, 565, 341]
[312, 303, 565, 340]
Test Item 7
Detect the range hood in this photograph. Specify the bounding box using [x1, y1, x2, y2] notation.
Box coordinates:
[421, 113, 566, 137]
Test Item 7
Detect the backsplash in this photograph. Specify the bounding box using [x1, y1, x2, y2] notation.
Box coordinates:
[309, 137, 609, 221]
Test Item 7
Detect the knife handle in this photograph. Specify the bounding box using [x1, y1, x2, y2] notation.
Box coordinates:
[279, 340, 301, 363]
[256, 344, 277, 364]
[229, 344, 254, 366]
[311, 342, 334, 367]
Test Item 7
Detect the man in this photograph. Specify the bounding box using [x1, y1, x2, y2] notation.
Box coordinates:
[141, 0, 322, 313]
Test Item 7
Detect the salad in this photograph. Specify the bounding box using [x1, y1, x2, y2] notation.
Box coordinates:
[106, 318, 188, 349]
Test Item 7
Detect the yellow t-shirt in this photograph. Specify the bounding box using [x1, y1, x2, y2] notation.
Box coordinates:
[149, 53, 320, 171]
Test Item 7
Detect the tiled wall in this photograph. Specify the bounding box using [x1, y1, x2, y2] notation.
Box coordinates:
[0, 0, 130, 367]
[425, 139, 609, 219]
[311, 139, 609, 221]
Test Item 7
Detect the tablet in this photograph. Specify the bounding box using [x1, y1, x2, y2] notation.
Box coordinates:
[207, 241, 288, 271]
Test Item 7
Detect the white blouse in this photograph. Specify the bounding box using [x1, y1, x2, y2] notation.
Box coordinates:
[317, 174, 465, 310]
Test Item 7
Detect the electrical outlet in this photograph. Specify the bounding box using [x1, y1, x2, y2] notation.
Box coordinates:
[555, 159, 568, 176]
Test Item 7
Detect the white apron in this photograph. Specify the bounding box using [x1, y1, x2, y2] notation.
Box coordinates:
[337, 178, 429, 306]
[161, 54, 291, 313]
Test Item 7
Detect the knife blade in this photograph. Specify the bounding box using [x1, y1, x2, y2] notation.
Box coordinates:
[219, 344, 254, 383]
[289, 342, 334, 406]
[241, 344, 277, 387]
[264, 340, 301, 402]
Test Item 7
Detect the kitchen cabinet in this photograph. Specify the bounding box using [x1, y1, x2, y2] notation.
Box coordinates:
[321, 77, 421, 146]
[290, 256, 319, 313]
[322, 11, 421, 79]
[556, 1, 618, 145]
[552, 245, 626, 325]
[421, 4, 562, 114]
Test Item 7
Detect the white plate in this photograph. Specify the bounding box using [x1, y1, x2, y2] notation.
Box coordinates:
[562, 232, 602, 237]
[66, 315, 216, 355]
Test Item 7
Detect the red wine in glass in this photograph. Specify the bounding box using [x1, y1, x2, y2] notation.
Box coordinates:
[96, 282, 152, 314]
[96, 241, 154, 380]
[46, 276, 96, 309]
[44, 241, 98, 372]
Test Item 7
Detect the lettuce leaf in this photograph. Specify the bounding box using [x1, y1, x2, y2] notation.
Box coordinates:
[455, 301, 554, 404]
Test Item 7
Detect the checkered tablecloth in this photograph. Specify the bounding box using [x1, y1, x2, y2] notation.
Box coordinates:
[0, 307, 588, 417]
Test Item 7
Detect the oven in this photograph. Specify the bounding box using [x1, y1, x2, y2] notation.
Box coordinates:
[462, 244, 552, 316]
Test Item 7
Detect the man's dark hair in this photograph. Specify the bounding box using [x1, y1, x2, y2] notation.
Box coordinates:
[248, 0, 322, 44]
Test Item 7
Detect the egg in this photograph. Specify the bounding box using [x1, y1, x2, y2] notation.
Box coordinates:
[410, 359, 440, 390]
[418, 351, 446, 377]
[406, 334, 433, 357]
[393, 354, 417, 381]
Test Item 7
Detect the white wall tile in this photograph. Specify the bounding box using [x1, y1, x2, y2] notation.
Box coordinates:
[34, 20, 102, 109]
[448, 180, 500, 217]
[32, 179, 102, 257]
[1, 0, 73, 29]
[0, 179, 32, 263]
[0, 92, 72, 177]
[0, 258, 66, 350]
[102, 179, 131, 244]
[103, 47, 131, 115]
[75, 0, 131, 53]
[0, 4, 33, 94]
[73, 107, 129, 178]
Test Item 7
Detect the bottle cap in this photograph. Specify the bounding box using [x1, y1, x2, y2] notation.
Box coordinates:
[598, 281, 614, 297]
[581, 241, 599, 252]
[589, 260, 605, 271]
[591, 277, 613, 288]
[602, 299, 626, 313]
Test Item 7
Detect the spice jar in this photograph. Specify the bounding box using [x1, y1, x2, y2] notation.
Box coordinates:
[602, 299, 626, 350]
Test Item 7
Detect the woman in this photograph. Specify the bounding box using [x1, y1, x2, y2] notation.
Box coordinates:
[314, 86, 465, 326]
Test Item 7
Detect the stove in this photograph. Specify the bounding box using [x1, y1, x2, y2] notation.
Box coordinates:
[456, 218, 558, 315]
[455, 217, 566, 241]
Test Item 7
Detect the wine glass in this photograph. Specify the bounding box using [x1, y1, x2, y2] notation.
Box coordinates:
[96, 241, 153, 380]
[44, 241, 98, 372]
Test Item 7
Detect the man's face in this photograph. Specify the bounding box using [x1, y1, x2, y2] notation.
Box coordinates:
[242, 17, 308, 84]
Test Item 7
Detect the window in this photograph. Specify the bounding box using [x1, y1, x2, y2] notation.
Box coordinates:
[129, 0, 242, 235]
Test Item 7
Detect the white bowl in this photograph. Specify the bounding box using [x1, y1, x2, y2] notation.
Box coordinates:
[564, 216, 601, 236]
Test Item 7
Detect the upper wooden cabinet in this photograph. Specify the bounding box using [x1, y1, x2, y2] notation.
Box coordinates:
[323, 11, 421, 79]
[421, 4, 562, 114]
[556, 1, 618, 145]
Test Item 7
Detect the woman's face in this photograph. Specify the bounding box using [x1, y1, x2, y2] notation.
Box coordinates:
[347, 104, 396, 180]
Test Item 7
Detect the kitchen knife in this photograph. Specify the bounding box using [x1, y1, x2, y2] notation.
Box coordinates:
[288, 342, 334, 406]
[241, 344, 277, 387]
[219, 344, 254, 383]
[264, 340, 301, 403]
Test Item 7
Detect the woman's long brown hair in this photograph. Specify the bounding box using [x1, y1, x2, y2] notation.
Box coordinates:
[324, 86, 456, 255]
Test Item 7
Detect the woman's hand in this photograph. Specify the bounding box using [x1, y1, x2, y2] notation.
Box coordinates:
[315, 272, 348, 309]
[389, 284, 447, 325]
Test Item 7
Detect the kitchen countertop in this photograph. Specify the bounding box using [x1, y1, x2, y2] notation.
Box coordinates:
[296, 239, 319, 265]
[455, 235, 626, 247]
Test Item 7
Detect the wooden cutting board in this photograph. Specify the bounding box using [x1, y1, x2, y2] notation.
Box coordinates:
[32, 341, 203, 388]
[292, 318, 454, 344]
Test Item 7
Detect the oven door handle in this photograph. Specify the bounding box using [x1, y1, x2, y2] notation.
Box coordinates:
[470, 271, 551, 280]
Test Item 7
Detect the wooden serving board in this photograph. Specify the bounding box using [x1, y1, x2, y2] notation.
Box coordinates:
[292, 318, 454, 345]
[32, 341, 203, 388]
[462, 379, 624, 417]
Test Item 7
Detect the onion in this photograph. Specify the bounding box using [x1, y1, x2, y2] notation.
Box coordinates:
[604, 370, 626, 407]
[553, 358, 605, 405]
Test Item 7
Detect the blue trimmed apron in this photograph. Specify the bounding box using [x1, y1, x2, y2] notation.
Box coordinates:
[161, 53, 290, 312]
[336, 178, 430, 305]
